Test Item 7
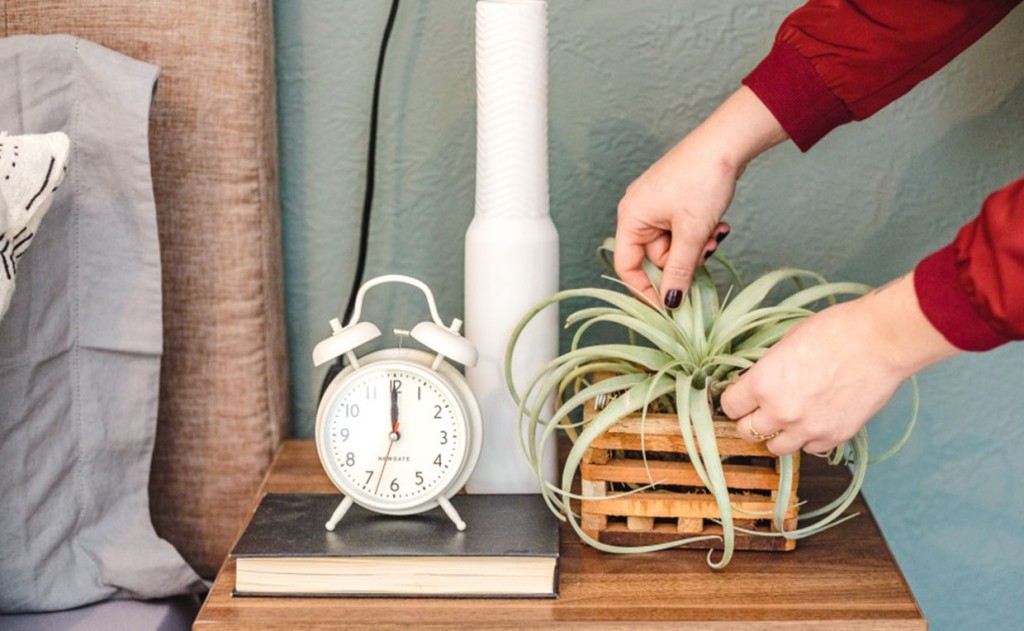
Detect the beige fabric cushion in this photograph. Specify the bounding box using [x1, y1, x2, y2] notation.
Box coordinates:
[3, 1, 290, 577]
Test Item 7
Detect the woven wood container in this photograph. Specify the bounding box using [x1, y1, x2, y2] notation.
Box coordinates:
[579, 396, 800, 552]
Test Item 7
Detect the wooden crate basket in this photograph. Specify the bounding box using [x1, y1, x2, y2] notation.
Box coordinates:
[579, 396, 800, 552]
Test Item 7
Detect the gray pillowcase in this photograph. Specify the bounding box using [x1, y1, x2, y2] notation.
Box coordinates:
[0, 35, 203, 612]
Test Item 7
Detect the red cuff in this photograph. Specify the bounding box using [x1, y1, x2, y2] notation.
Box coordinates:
[914, 244, 1010, 352]
[742, 41, 853, 152]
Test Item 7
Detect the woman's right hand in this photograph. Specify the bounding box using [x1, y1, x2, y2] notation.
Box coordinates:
[614, 86, 790, 308]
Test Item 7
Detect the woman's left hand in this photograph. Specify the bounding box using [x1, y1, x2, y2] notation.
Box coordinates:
[720, 273, 960, 455]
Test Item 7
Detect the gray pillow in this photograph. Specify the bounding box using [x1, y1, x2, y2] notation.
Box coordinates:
[0, 35, 202, 612]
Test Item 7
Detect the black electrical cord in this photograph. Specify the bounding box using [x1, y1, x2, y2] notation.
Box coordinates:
[319, 0, 401, 402]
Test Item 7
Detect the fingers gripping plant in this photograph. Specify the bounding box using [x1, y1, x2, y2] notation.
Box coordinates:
[505, 240, 918, 569]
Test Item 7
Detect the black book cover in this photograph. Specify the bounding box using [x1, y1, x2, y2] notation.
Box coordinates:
[231, 493, 560, 598]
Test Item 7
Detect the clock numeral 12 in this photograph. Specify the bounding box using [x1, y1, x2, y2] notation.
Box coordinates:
[389, 379, 402, 394]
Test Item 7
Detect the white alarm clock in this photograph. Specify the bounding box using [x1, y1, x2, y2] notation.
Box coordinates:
[312, 275, 483, 532]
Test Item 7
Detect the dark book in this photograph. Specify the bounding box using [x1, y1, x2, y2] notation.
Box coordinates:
[231, 493, 559, 598]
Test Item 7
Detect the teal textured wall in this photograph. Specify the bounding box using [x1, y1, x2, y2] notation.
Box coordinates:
[274, 2, 1024, 628]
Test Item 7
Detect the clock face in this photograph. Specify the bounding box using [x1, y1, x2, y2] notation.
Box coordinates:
[319, 361, 468, 510]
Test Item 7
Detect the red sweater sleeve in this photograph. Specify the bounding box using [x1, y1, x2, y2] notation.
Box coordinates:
[915, 178, 1024, 351]
[742, 0, 1021, 151]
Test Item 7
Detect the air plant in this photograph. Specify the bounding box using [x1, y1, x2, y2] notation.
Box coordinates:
[505, 239, 917, 569]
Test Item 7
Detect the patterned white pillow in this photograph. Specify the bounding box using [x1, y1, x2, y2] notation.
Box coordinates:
[0, 131, 70, 321]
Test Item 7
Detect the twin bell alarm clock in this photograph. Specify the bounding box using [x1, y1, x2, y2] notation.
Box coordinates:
[311, 275, 483, 531]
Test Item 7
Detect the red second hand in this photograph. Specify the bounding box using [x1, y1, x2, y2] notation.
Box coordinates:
[374, 418, 399, 495]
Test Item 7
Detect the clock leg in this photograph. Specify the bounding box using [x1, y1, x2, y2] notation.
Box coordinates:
[437, 496, 466, 531]
[325, 495, 355, 531]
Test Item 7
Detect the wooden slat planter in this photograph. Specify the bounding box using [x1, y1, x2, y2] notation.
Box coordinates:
[579, 396, 800, 552]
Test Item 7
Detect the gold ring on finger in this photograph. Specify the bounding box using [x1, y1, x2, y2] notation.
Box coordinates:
[747, 415, 780, 442]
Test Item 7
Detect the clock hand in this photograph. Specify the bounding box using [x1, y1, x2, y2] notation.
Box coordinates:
[376, 383, 401, 495]
[390, 381, 399, 435]
[374, 436, 396, 495]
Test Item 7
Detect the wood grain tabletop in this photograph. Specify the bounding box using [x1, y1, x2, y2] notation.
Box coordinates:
[193, 440, 926, 630]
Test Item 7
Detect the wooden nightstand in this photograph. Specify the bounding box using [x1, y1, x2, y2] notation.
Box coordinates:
[194, 440, 926, 630]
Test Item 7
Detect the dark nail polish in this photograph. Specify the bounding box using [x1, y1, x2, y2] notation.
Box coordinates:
[703, 248, 715, 262]
[715, 230, 730, 244]
[664, 289, 682, 309]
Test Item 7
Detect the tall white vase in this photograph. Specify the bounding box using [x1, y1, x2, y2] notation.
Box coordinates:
[464, 0, 559, 494]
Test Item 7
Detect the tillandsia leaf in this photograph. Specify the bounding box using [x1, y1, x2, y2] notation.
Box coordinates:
[562, 378, 674, 487]
[777, 281, 872, 309]
[688, 278, 707, 357]
[516, 360, 644, 516]
[635, 360, 692, 488]
[521, 355, 646, 474]
[505, 286, 678, 399]
[536, 376, 677, 508]
[707, 355, 758, 385]
[554, 361, 639, 441]
[550, 374, 648, 437]
[868, 377, 920, 464]
[708, 306, 812, 354]
[558, 377, 671, 520]
[705, 354, 755, 374]
[687, 376, 735, 568]
[773, 454, 796, 533]
[732, 318, 803, 351]
[514, 353, 631, 479]
[598, 237, 664, 295]
[712, 269, 827, 340]
[597, 239, 615, 276]
[565, 307, 642, 351]
[794, 430, 869, 525]
[567, 306, 657, 353]
[724, 347, 770, 365]
[731, 432, 866, 541]
[572, 287, 676, 333]
[674, 374, 712, 490]
[710, 253, 743, 290]
[642, 257, 663, 293]
[672, 292, 695, 343]
[569, 312, 694, 363]
[565, 306, 628, 328]
[694, 267, 720, 336]
[517, 349, 674, 467]
[508, 338, 673, 406]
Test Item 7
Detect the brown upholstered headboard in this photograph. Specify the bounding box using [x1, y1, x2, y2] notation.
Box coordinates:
[3, 1, 290, 577]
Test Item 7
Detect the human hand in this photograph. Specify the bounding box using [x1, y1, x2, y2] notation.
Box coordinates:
[614, 134, 737, 308]
[720, 273, 961, 455]
[614, 86, 789, 308]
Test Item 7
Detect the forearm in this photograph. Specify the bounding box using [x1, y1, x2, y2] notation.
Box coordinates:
[865, 273, 961, 379]
[684, 86, 788, 174]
